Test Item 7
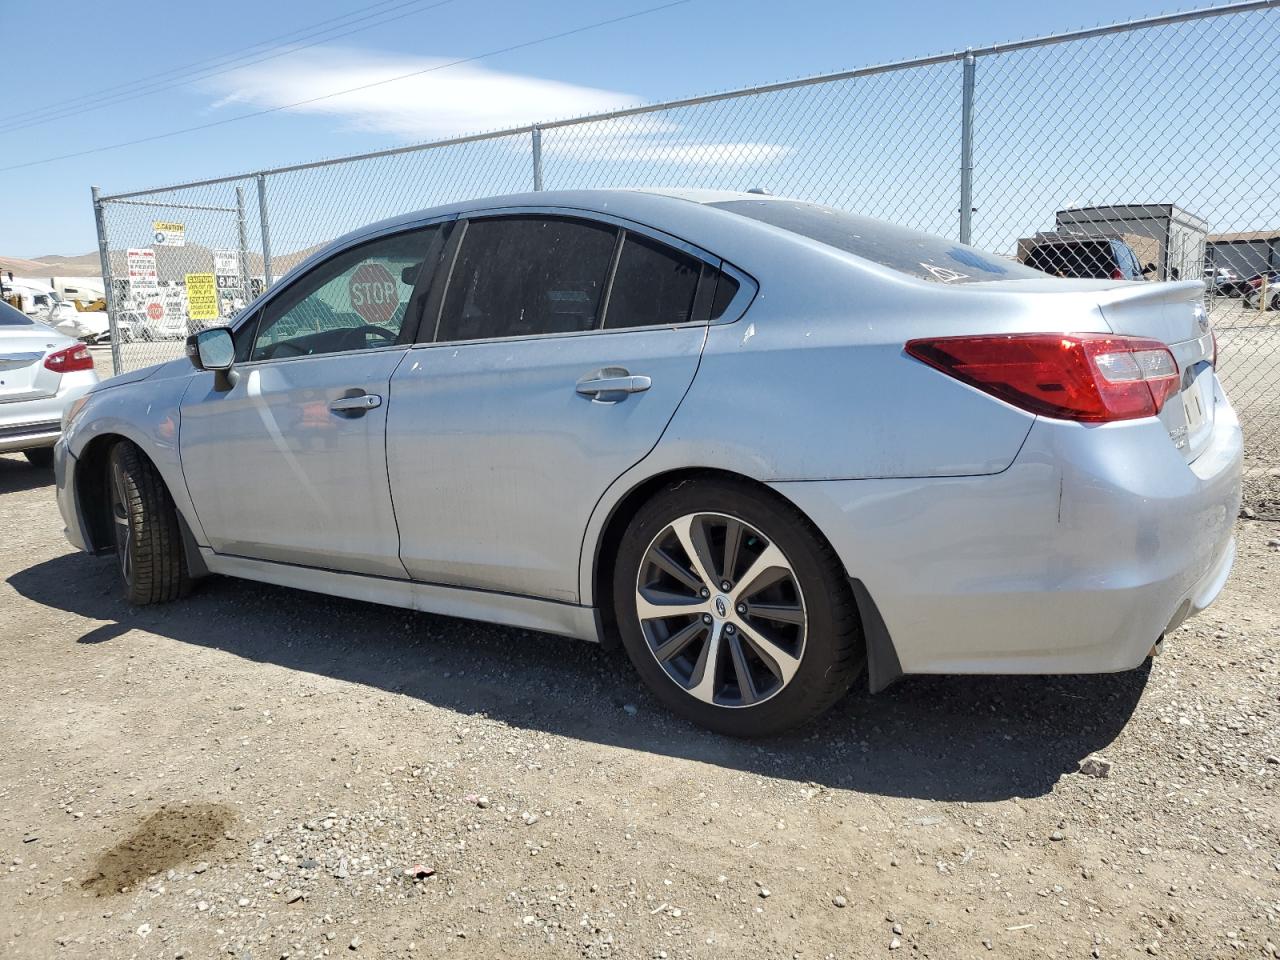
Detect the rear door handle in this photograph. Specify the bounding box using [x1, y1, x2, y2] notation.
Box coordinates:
[575, 370, 651, 401]
[329, 393, 382, 415]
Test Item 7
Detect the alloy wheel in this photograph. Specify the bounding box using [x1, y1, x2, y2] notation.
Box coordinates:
[634, 512, 807, 707]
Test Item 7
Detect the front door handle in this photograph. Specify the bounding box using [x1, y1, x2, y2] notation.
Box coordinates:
[575, 369, 652, 402]
[329, 393, 382, 415]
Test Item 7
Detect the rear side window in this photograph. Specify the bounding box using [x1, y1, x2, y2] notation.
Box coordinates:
[0, 301, 34, 326]
[438, 217, 617, 342]
[605, 232, 702, 329]
[712, 199, 1045, 283]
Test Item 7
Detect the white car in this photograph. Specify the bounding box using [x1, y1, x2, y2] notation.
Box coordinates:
[1, 300, 99, 466]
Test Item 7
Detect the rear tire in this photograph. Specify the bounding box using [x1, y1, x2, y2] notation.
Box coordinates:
[23, 448, 54, 468]
[613, 476, 864, 737]
[107, 441, 190, 605]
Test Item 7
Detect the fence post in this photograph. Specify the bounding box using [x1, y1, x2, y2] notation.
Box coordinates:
[91, 185, 123, 376]
[958, 51, 976, 245]
[235, 185, 250, 315]
[531, 125, 544, 191]
[256, 173, 274, 289]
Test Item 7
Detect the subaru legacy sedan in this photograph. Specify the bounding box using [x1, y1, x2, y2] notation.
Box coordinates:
[54, 190, 1242, 737]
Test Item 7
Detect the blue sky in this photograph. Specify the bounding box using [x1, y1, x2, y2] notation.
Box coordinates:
[0, 0, 1258, 256]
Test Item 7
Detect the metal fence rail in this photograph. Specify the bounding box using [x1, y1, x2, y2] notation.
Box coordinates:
[94, 0, 1280, 463]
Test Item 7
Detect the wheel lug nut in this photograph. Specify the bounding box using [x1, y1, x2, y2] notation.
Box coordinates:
[724, 623, 736, 635]
[720, 580, 732, 591]
[736, 603, 747, 615]
[699, 587, 710, 598]
[702, 613, 713, 624]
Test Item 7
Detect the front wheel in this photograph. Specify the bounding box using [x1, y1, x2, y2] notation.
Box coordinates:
[613, 477, 864, 737]
[107, 441, 190, 605]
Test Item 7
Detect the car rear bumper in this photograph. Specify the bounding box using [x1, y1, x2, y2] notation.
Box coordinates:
[0, 371, 96, 453]
[772, 377, 1243, 676]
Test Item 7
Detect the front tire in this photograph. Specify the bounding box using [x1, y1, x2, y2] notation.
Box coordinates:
[613, 477, 864, 737]
[107, 441, 190, 605]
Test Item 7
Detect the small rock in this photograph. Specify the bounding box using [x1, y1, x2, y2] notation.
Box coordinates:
[285, 889, 303, 903]
[889, 937, 901, 950]
[833, 895, 847, 908]
[1050, 830, 1065, 842]
[982, 940, 993, 951]
[1078, 756, 1112, 779]
[758, 888, 771, 899]
[1239, 506, 1256, 519]
[1268, 538, 1280, 547]
[622, 703, 638, 715]
[404, 864, 435, 880]
[136, 924, 151, 938]
[192, 862, 208, 874]
[892, 923, 903, 935]
[350, 935, 362, 950]
[476, 796, 491, 809]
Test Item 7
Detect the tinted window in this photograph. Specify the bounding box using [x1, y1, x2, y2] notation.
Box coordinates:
[252, 226, 439, 361]
[711, 271, 741, 320]
[712, 199, 1045, 283]
[0, 300, 34, 326]
[1025, 240, 1115, 279]
[437, 217, 616, 342]
[605, 232, 701, 329]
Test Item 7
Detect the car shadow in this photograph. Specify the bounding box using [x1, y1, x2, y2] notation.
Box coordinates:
[0, 454, 54, 494]
[8, 552, 1150, 803]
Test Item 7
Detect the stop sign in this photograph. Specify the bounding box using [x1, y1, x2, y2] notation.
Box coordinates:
[348, 263, 399, 325]
[146, 302, 164, 321]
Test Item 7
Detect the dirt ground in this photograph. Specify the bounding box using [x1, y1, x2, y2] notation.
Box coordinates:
[0, 456, 1276, 960]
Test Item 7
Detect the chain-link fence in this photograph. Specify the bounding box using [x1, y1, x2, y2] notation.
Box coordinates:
[94, 0, 1280, 464]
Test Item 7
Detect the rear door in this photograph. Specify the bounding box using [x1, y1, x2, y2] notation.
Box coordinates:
[386, 213, 723, 602]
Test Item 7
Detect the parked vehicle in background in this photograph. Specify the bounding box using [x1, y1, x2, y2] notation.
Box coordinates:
[52, 305, 111, 344]
[54, 190, 1241, 736]
[1023, 236, 1153, 280]
[0, 300, 98, 467]
[1203, 266, 1243, 297]
[1242, 273, 1280, 311]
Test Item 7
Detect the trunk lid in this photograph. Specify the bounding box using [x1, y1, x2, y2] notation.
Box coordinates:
[0, 327, 70, 404]
[1093, 280, 1215, 462]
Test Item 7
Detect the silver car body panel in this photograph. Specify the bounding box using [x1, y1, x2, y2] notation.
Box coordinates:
[54, 189, 1243, 677]
[0, 320, 98, 452]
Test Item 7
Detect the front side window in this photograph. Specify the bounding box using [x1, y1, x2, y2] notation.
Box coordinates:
[252, 225, 440, 361]
[436, 216, 617, 343]
[604, 232, 702, 329]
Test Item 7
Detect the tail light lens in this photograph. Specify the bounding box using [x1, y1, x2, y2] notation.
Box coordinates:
[905, 333, 1180, 423]
[44, 343, 95, 373]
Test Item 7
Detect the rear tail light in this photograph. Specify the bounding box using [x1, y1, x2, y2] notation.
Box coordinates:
[1110, 268, 1125, 280]
[44, 343, 95, 373]
[905, 333, 1180, 423]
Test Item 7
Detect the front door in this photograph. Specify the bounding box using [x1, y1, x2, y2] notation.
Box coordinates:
[180, 223, 444, 577]
[387, 214, 720, 601]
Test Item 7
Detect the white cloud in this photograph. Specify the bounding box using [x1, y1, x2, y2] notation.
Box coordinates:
[206, 48, 790, 167]
[206, 47, 635, 139]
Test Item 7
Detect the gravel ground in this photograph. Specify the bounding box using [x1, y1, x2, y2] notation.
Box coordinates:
[0, 456, 1277, 960]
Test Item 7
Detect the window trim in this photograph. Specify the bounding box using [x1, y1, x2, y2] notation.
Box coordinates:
[229, 214, 456, 367]
[418, 205, 756, 348]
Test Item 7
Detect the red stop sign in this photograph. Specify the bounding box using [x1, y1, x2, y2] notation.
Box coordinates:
[349, 263, 399, 325]
[146, 302, 164, 321]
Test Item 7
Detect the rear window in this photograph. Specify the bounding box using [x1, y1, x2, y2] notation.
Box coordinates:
[711, 199, 1045, 284]
[0, 300, 34, 326]
[1025, 240, 1117, 279]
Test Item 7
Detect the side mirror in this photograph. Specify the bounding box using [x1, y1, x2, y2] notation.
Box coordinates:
[186, 327, 238, 390]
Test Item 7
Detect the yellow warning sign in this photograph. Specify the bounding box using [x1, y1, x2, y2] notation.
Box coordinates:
[185, 273, 219, 321]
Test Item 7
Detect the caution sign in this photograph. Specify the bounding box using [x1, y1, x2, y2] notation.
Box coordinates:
[153, 220, 186, 247]
[126, 248, 158, 288]
[185, 273, 219, 321]
[349, 262, 399, 324]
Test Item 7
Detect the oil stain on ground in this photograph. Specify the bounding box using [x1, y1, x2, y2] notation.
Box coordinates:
[82, 803, 237, 896]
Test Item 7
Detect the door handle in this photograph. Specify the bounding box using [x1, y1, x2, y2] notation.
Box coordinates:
[575, 371, 652, 400]
[329, 393, 382, 414]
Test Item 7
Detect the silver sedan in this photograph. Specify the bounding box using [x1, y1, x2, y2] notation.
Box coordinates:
[1, 301, 98, 467]
[54, 190, 1242, 736]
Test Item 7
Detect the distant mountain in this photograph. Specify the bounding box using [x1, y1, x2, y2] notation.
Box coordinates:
[1, 252, 101, 279]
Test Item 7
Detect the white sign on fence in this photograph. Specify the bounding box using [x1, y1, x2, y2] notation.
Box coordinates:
[126, 248, 158, 289]
[213, 250, 240, 275]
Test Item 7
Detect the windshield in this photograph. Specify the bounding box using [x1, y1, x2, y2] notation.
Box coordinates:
[711, 199, 1048, 284]
[0, 300, 35, 326]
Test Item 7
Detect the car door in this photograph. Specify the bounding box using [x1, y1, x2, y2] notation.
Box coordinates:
[179, 222, 447, 577]
[386, 212, 733, 602]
